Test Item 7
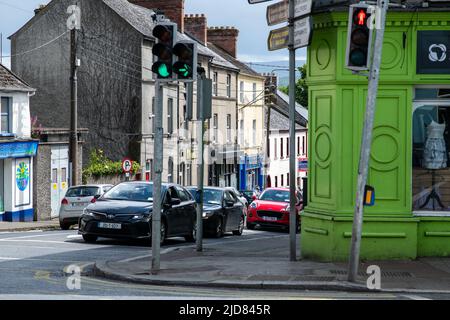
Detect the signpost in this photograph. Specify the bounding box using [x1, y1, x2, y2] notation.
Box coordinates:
[122, 158, 132, 181]
[268, 26, 289, 51]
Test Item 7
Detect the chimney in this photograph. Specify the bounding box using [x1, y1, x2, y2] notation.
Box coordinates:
[34, 4, 46, 15]
[129, 0, 185, 32]
[184, 14, 207, 44]
[207, 27, 239, 58]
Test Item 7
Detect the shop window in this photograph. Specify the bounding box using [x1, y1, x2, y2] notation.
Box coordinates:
[413, 89, 450, 212]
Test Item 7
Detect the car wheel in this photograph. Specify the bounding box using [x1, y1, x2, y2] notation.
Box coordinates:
[82, 234, 97, 243]
[214, 218, 224, 238]
[233, 216, 245, 236]
[247, 223, 256, 230]
[185, 220, 197, 243]
[59, 222, 70, 230]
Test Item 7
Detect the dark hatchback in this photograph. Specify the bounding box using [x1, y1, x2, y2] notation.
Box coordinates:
[186, 187, 245, 238]
[78, 182, 197, 244]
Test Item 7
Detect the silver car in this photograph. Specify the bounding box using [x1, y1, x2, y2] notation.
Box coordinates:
[59, 184, 113, 230]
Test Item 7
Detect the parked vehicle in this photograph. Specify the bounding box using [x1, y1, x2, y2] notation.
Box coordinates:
[186, 187, 245, 238]
[78, 182, 197, 244]
[247, 188, 303, 232]
[226, 187, 248, 208]
[59, 184, 113, 230]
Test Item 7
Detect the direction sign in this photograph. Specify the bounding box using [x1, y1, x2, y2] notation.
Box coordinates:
[248, 0, 273, 3]
[268, 25, 289, 51]
[122, 158, 133, 173]
[293, 16, 312, 49]
[267, 0, 288, 26]
[267, 0, 312, 26]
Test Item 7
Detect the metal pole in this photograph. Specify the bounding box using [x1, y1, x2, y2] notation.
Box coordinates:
[288, 0, 297, 262]
[348, 0, 389, 282]
[0, 33, 3, 65]
[151, 81, 164, 274]
[70, 28, 79, 186]
[196, 75, 204, 252]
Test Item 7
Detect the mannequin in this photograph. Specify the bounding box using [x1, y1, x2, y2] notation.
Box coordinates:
[420, 115, 447, 209]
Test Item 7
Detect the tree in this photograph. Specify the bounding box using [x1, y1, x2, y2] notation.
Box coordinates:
[279, 64, 308, 108]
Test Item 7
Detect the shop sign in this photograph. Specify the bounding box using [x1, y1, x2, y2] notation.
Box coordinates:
[298, 157, 308, 172]
[417, 31, 450, 74]
[0, 141, 38, 159]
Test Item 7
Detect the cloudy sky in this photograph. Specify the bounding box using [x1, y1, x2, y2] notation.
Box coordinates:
[0, 0, 306, 68]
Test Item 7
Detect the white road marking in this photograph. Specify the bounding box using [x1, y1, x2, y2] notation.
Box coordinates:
[67, 235, 82, 239]
[0, 239, 70, 244]
[0, 232, 73, 240]
[401, 294, 431, 300]
[0, 257, 20, 260]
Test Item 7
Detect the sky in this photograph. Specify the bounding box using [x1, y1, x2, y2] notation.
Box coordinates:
[0, 0, 306, 68]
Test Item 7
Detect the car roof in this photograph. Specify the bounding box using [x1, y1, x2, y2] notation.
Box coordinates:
[186, 186, 225, 191]
[69, 184, 112, 188]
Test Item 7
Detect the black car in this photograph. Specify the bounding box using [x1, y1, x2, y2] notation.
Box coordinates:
[186, 187, 245, 238]
[78, 182, 197, 244]
[240, 190, 257, 205]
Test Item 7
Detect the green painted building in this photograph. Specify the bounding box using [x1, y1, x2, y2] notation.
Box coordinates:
[302, 3, 450, 261]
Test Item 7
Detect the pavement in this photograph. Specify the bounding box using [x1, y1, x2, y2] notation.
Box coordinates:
[0, 220, 60, 233]
[93, 230, 450, 294]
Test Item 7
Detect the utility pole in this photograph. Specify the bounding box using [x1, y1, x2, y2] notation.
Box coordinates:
[69, 28, 79, 186]
[288, 0, 297, 262]
[151, 80, 164, 274]
[196, 72, 205, 252]
[348, 0, 389, 282]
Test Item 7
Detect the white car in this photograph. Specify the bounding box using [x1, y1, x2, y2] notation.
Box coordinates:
[59, 184, 113, 230]
[226, 187, 248, 214]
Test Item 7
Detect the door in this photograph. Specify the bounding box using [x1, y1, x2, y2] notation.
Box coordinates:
[51, 146, 69, 218]
[0, 160, 4, 214]
[164, 186, 183, 235]
[223, 191, 239, 231]
[176, 186, 195, 234]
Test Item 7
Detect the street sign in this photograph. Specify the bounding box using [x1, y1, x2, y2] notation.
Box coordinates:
[293, 16, 313, 49]
[248, 0, 273, 3]
[267, 0, 288, 26]
[122, 158, 133, 173]
[268, 26, 289, 51]
[267, 0, 312, 26]
[298, 157, 308, 172]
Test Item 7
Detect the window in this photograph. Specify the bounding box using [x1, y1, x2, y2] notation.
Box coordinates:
[226, 74, 231, 98]
[280, 138, 284, 158]
[275, 176, 278, 187]
[252, 120, 256, 145]
[298, 136, 301, 155]
[412, 89, 450, 212]
[1, 97, 11, 134]
[227, 114, 232, 143]
[168, 157, 174, 183]
[240, 119, 244, 145]
[281, 174, 284, 186]
[213, 72, 218, 96]
[213, 113, 218, 143]
[287, 137, 289, 157]
[253, 83, 257, 100]
[168, 98, 173, 134]
[287, 173, 290, 186]
[302, 136, 306, 155]
[274, 138, 277, 159]
[240, 81, 244, 103]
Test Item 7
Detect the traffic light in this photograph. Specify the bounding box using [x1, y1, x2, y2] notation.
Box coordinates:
[152, 23, 177, 79]
[173, 41, 197, 82]
[345, 4, 374, 71]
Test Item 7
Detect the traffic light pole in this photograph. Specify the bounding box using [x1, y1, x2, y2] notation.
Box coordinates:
[196, 74, 205, 252]
[288, 0, 297, 262]
[151, 80, 164, 274]
[70, 28, 79, 187]
[348, 0, 389, 282]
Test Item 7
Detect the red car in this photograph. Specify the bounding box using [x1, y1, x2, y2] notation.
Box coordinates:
[247, 188, 303, 231]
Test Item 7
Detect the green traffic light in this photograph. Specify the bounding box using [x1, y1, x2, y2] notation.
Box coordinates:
[158, 64, 170, 78]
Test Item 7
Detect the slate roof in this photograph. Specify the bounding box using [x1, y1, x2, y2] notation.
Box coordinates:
[0, 64, 35, 92]
[276, 90, 308, 123]
[269, 108, 305, 131]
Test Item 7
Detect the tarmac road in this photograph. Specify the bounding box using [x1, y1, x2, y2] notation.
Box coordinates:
[0, 228, 447, 300]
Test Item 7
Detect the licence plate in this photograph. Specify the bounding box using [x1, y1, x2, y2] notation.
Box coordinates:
[262, 216, 278, 221]
[98, 222, 122, 230]
[73, 203, 88, 207]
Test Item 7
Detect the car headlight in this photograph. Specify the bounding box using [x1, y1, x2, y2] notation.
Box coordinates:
[284, 205, 290, 212]
[250, 202, 257, 209]
[83, 209, 94, 216]
[132, 215, 144, 220]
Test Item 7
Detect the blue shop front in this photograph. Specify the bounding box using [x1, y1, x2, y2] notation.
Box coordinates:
[239, 155, 263, 191]
[0, 140, 38, 222]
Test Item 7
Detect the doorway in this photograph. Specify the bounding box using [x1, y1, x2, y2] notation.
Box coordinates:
[51, 146, 69, 218]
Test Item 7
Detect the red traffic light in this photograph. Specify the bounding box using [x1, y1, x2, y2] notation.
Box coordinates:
[354, 9, 368, 26]
[153, 25, 173, 43]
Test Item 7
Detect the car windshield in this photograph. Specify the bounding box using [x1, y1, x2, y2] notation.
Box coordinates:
[242, 191, 253, 197]
[259, 189, 290, 203]
[187, 188, 223, 205]
[103, 183, 157, 202]
[66, 187, 99, 197]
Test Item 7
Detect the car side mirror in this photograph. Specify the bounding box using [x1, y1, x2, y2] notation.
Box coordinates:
[171, 198, 181, 206]
[94, 194, 101, 200]
[252, 195, 257, 201]
[224, 200, 234, 208]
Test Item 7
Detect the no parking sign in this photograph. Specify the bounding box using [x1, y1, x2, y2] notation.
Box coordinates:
[122, 158, 133, 174]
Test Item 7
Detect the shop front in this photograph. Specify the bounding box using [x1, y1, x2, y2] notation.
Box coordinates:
[301, 8, 450, 261]
[239, 154, 263, 191]
[0, 141, 38, 222]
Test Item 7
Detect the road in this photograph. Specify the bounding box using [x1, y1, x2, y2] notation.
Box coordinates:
[0, 228, 446, 300]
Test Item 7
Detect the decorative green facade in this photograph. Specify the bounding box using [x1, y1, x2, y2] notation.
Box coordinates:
[302, 10, 450, 261]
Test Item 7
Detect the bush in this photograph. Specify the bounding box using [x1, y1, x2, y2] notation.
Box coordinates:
[82, 149, 140, 183]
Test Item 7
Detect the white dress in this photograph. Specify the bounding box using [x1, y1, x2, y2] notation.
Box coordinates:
[423, 120, 447, 169]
